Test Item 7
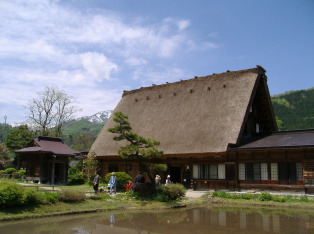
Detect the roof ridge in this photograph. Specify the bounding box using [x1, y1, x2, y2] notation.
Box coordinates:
[123, 66, 265, 97]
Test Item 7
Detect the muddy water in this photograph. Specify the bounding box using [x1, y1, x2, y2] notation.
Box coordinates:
[0, 207, 313, 234]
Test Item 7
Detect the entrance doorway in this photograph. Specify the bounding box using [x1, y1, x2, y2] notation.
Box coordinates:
[170, 167, 181, 183]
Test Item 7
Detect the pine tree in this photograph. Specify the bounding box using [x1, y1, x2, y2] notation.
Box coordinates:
[108, 112, 164, 182]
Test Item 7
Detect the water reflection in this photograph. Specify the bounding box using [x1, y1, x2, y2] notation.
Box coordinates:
[0, 206, 313, 234]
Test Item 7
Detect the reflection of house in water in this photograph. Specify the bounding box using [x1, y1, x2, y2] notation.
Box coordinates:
[90, 208, 313, 234]
[90, 66, 314, 193]
[15, 136, 78, 184]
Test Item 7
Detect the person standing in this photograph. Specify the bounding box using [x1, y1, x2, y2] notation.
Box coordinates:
[165, 175, 171, 185]
[135, 171, 145, 183]
[155, 175, 161, 187]
[93, 172, 100, 193]
[109, 172, 117, 195]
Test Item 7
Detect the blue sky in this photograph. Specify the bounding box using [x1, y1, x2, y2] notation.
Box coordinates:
[1, 0, 313, 125]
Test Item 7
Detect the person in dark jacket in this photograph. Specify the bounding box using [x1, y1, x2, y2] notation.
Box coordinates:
[135, 171, 145, 183]
[93, 172, 100, 193]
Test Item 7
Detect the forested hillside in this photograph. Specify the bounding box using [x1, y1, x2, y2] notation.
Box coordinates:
[271, 87, 314, 130]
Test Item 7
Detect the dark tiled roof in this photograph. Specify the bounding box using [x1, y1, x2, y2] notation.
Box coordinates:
[15, 136, 78, 156]
[235, 129, 314, 150]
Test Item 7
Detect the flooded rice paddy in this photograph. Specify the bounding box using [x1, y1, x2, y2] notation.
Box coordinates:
[0, 206, 313, 234]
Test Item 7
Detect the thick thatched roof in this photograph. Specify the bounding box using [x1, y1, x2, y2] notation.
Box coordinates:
[91, 66, 273, 157]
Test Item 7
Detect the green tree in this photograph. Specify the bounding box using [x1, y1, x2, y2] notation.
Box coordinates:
[4, 125, 34, 152]
[0, 123, 12, 143]
[0, 143, 9, 168]
[72, 131, 95, 151]
[108, 112, 164, 183]
[83, 151, 99, 183]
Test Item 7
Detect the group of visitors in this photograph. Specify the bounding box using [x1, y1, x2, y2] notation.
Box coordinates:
[93, 171, 172, 194]
[93, 171, 117, 195]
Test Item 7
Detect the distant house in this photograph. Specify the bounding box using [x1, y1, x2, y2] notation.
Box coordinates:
[90, 66, 314, 193]
[15, 136, 78, 184]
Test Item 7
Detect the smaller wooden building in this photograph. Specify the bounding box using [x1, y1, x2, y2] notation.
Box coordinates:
[15, 136, 78, 184]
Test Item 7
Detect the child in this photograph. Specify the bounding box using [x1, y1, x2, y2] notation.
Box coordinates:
[126, 180, 133, 191]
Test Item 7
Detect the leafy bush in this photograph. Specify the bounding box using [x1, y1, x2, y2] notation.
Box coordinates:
[59, 189, 85, 202]
[17, 169, 26, 177]
[258, 192, 273, 201]
[0, 182, 24, 208]
[161, 183, 186, 200]
[240, 193, 255, 200]
[68, 168, 85, 185]
[104, 172, 133, 191]
[4, 168, 17, 174]
[0, 170, 4, 175]
[36, 192, 60, 204]
[23, 190, 40, 206]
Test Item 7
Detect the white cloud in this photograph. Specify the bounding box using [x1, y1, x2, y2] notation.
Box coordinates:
[0, 0, 215, 124]
[81, 52, 118, 81]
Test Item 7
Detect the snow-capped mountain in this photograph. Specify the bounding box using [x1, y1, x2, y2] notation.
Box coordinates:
[78, 110, 113, 123]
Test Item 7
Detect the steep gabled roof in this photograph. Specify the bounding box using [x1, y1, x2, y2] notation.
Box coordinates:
[15, 136, 78, 156]
[91, 66, 275, 156]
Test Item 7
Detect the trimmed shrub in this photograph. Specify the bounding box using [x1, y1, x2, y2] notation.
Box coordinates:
[0, 182, 24, 208]
[132, 182, 156, 197]
[104, 172, 133, 191]
[59, 189, 85, 203]
[4, 168, 17, 174]
[17, 169, 26, 177]
[161, 183, 186, 200]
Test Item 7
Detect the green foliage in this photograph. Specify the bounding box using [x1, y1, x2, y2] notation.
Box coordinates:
[271, 87, 314, 130]
[36, 192, 60, 204]
[83, 151, 99, 182]
[0, 182, 24, 208]
[4, 125, 34, 152]
[59, 189, 85, 202]
[211, 191, 313, 203]
[150, 164, 167, 175]
[0, 123, 12, 143]
[161, 183, 186, 200]
[17, 169, 26, 177]
[108, 112, 164, 182]
[68, 167, 85, 185]
[108, 112, 164, 160]
[62, 119, 104, 137]
[300, 195, 309, 202]
[0, 170, 4, 175]
[4, 168, 17, 174]
[104, 172, 132, 191]
[258, 192, 273, 201]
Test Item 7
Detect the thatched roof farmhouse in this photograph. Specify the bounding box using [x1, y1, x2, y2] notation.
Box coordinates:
[91, 66, 314, 193]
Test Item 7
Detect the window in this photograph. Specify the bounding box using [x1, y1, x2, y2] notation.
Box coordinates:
[271, 162, 302, 183]
[239, 163, 245, 180]
[193, 164, 225, 180]
[239, 163, 266, 181]
[271, 163, 278, 180]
